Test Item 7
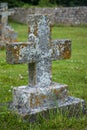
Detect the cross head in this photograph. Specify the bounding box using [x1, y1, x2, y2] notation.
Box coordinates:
[0, 3, 14, 38]
[6, 14, 71, 88]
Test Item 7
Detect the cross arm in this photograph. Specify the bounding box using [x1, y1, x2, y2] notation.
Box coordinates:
[51, 39, 71, 60]
[6, 42, 39, 64]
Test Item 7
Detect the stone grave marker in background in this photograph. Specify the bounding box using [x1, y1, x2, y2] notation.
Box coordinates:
[0, 3, 17, 49]
[6, 14, 86, 121]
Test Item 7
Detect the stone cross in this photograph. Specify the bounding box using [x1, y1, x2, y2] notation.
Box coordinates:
[0, 3, 14, 37]
[6, 15, 85, 118]
[0, 3, 17, 49]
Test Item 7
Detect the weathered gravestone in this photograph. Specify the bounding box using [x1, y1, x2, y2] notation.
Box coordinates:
[0, 3, 17, 49]
[6, 15, 85, 120]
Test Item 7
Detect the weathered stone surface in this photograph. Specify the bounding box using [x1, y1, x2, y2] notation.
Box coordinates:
[12, 83, 68, 110]
[6, 14, 86, 120]
[0, 3, 17, 49]
[6, 39, 71, 64]
[11, 96, 85, 120]
[51, 39, 71, 60]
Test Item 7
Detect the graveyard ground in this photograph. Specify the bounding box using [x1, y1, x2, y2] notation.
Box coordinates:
[0, 22, 87, 130]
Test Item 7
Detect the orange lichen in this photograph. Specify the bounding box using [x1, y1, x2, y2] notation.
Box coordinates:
[34, 25, 38, 36]
[41, 94, 46, 100]
[30, 94, 41, 108]
[30, 93, 47, 108]
[12, 45, 20, 63]
[62, 44, 71, 59]
[62, 50, 71, 59]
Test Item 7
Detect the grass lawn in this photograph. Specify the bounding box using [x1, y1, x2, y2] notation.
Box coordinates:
[0, 22, 87, 130]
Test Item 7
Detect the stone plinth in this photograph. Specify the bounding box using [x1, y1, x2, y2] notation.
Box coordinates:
[12, 83, 68, 110]
[11, 84, 85, 120]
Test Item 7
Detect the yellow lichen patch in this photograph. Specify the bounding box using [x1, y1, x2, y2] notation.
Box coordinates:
[53, 89, 60, 96]
[41, 94, 47, 100]
[12, 43, 28, 63]
[34, 95, 41, 107]
[30, 94, 41, 108]
[62, 45, 71, 59]
[30, 93, 47, 108]
[12, 45, 20, 63]
[20, 43, 28, 47]
[34, 25, 38, 36]
[62, 50, 71, 59]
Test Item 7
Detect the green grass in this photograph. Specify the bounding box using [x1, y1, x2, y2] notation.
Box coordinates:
[0, 22, 87, 129]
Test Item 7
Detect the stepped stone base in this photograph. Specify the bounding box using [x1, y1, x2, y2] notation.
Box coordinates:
[10, 82, 86, 121]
